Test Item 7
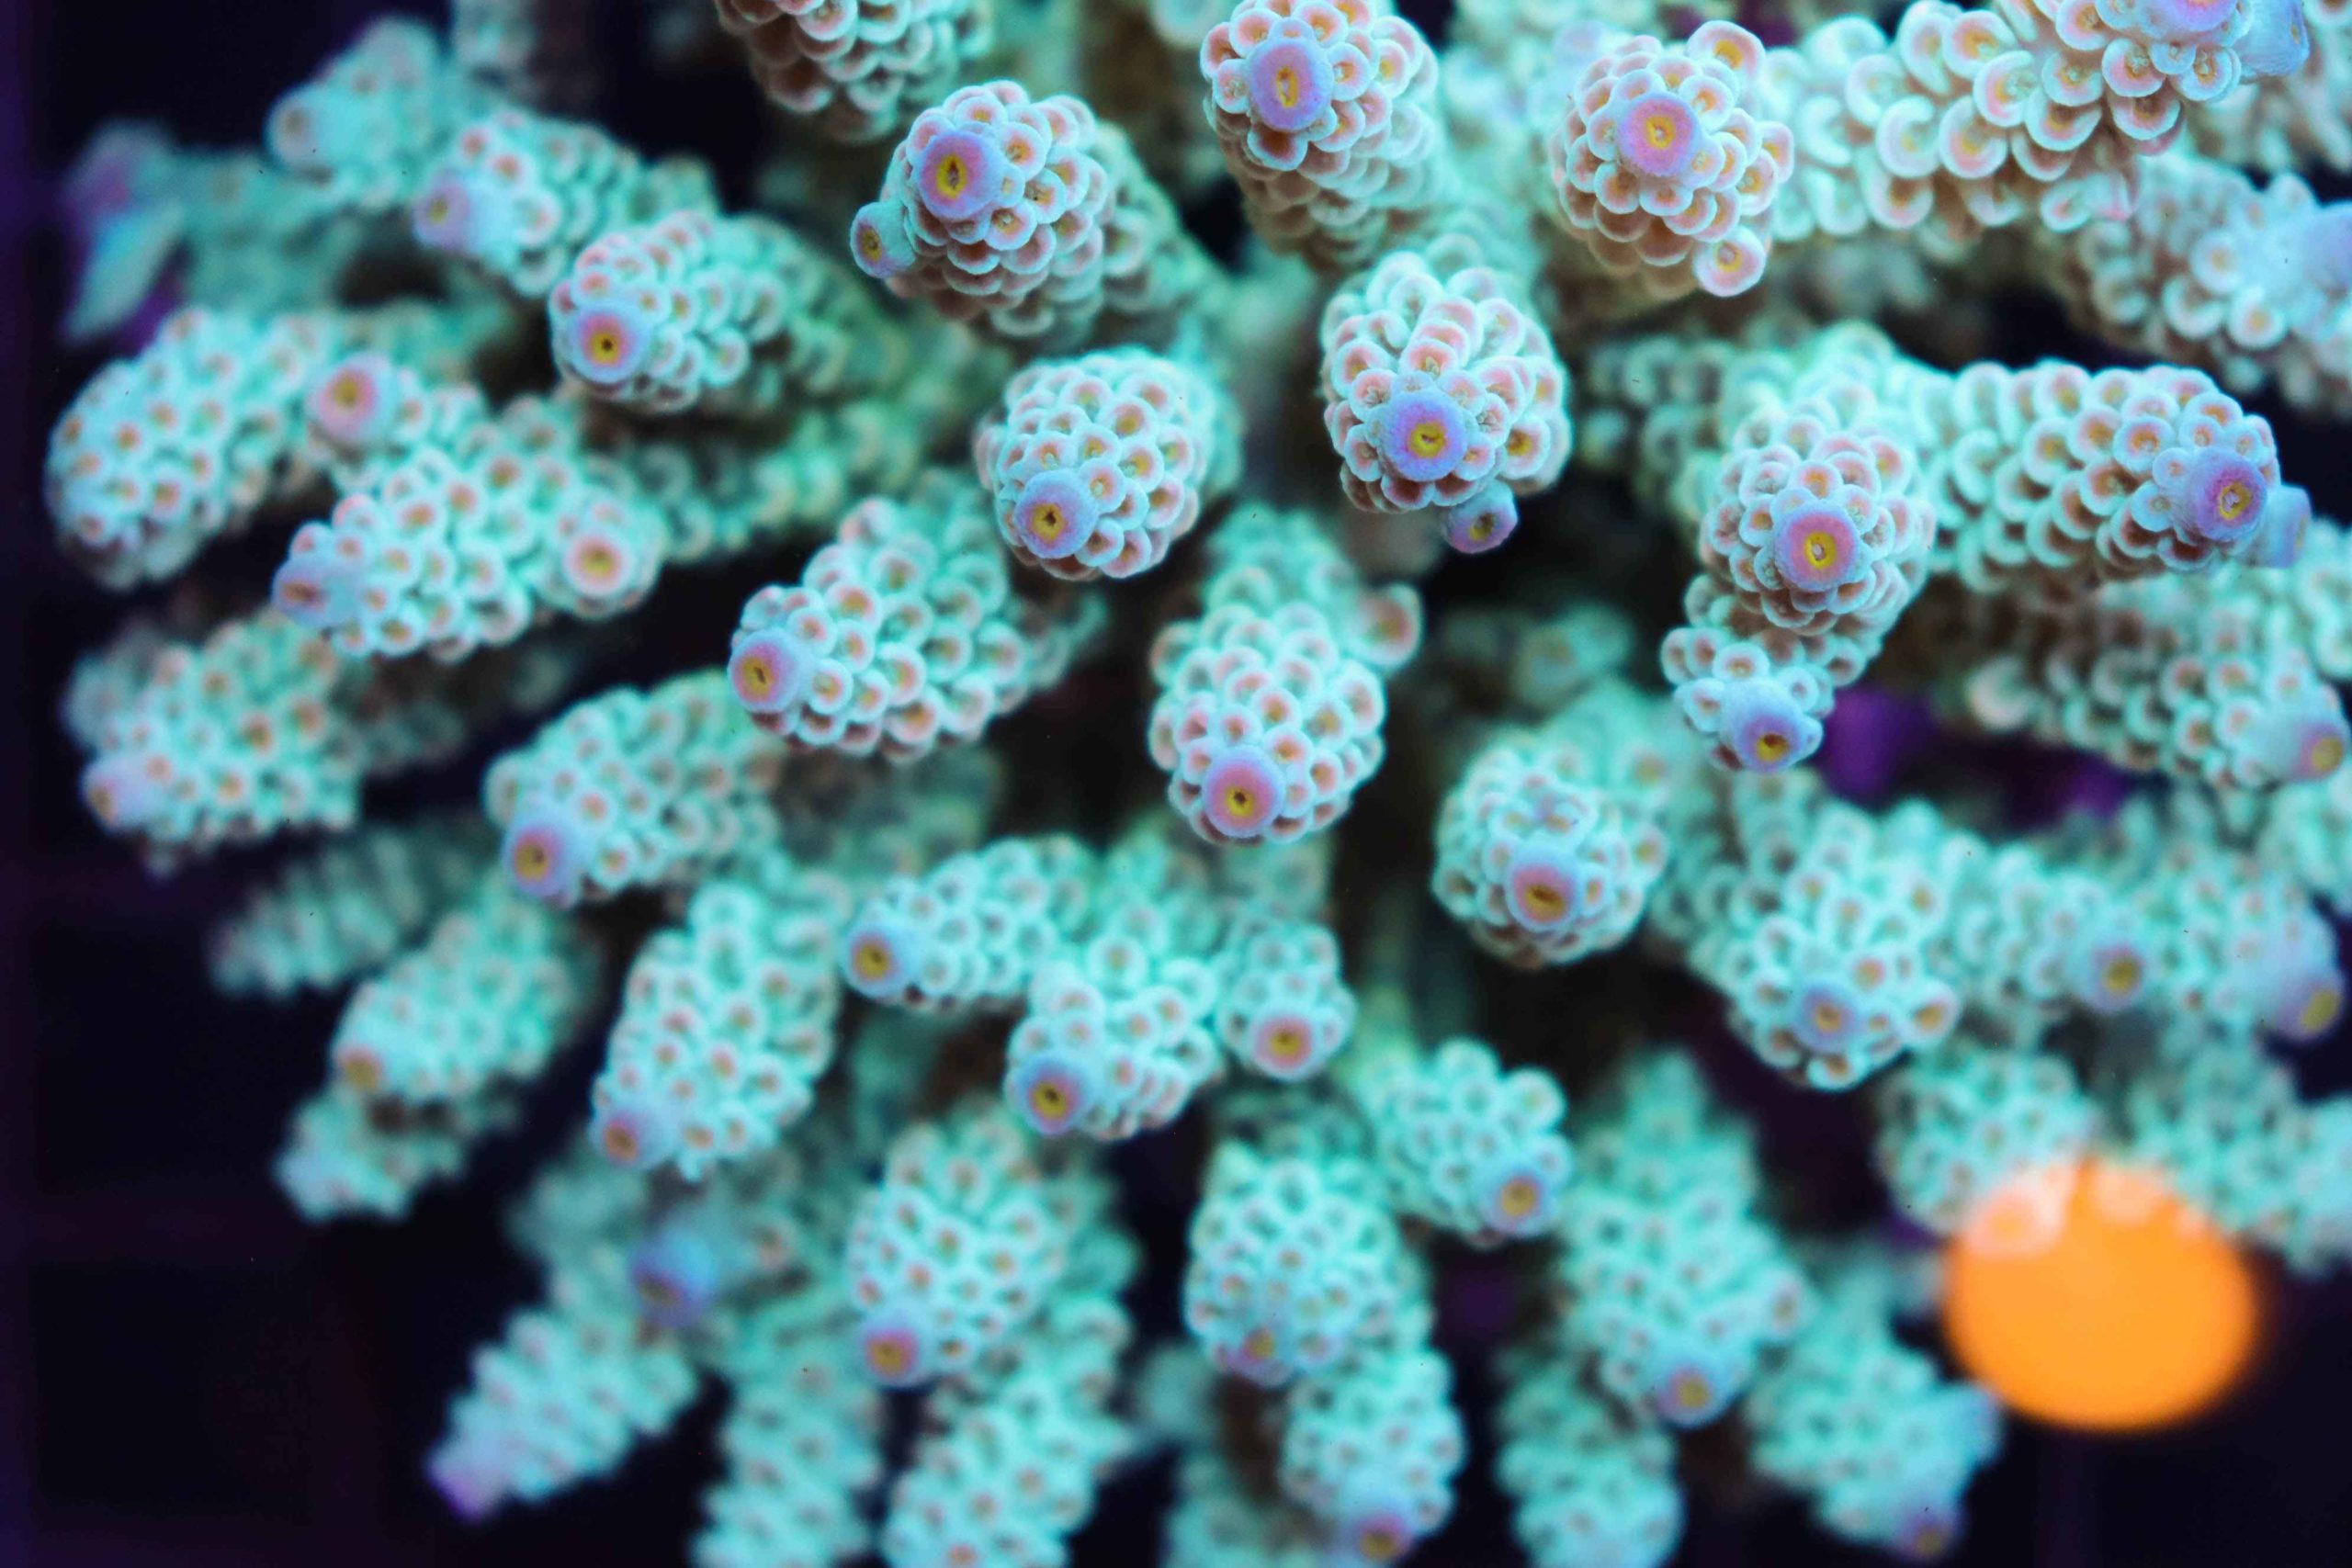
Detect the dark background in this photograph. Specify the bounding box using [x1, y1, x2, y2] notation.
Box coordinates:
[6, 1, 2352, 1563]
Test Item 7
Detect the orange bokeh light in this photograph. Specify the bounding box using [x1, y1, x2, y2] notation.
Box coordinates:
[1942, 1158, 2264, 1433]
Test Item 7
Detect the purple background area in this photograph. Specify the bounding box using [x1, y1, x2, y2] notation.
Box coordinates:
[6, 2, 2352, 1564]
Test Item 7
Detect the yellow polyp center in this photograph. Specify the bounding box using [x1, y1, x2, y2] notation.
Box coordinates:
[1029, 502, 1066, 541]
[576, 543, 618, 583]
[2219, 481, 2252, 521]
[739, 657, 775, 696]
[339, 1051, 384, 1095]
[1226, 784, 1258, 818]
[424, 196, 450, 227]
[1507, 430, 1532, 456]
[1804, 530, 1838, 569]
[1468, 514, 1495, 540]
[2103, 956, 2143, 997]
[1265, 1025, 1307, 1064]
[330, 375, 364, 410]
[867, 1337, 912, 1377]
[513, 838, 553, 881]
[1030, 1079, 1070, 1120]
[1670, 1371, 1713, 1412]
[859, 228, 882, 258]
[1753, 732, 1791, 762]
[1408, 419, 1450, 458]
[590, 330, 624, 366]
[1645, 113, 1678, 150]
[1521, 880, 1566, 920]
[2308, 736, 2346, 775]
[1810, 1000, 1847, 1036]
[1498, 1178, 1540, 1219]
[853, 940, 894, 981]
[933, 155, 968, 198]
[1242, 1326, 1277, 1362]
[2301, 986, 2341, 1035]
[602, 1122, 642, 1163]
[1716, 241, 1741, 266]
[1357, 1525, 1405, 1562]
[1274, 64, 1303, 107]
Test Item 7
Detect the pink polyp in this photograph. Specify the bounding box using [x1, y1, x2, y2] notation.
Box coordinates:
[1377, 389, 1468, 482]
[2176, 448, 2267, 543]
[913, 130, 1006, 223]
[1202, 744, 1283, 839]
[563, 306, 650, 387]
[1011, 470, 1100, 560]
[1615, 91, 1702, 180]
[1771, 502, 1864, 591]
[1247, 38, 1335, 133]
[729, 629, 809, 715]
[503, 808, 588, 903]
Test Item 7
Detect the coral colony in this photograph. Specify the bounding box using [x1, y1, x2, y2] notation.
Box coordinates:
[43, 0, 2352, 1562]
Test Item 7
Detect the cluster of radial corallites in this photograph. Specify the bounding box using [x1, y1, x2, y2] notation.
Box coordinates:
[1870, 1035, 2098, 1232]
[295, 350, 492, 485]
[276, 1077, 522, 1222]
[1497, 1333, 1685, 1568]
[2110, 1043, 2339, 1261]
[485, 669, 791, 908]
[1544, 23, 1792, 299]
[1317, 249, 1570, 547]
[1211, 909, 1355, 1083]
[1276, 1344, 1468, 1567]
[851, 81, 1127, 345]
[431, 1254, 703, 1517]
[266, 19, 482, 218]
[2039, 152, 2352, 417]
[206, 812, 492, 1000]
[713, 0, 993, 143]
[1557, 1053, 1813, 1428]
[1148, 508, 1420, 845]
[550, 209, 907, 418]
[75, 611, 364, 862]
[1879, 804, 2154, 1041]
[1200, 0, 1453, 273]
[2076, 796, 2346, 1050]
[321, 869, 603, 1110]
[2192, 0, 2350, 173]
[1004, 833, 1230, 1141]
[1749, 0, 2311, 267]
[1344, 1032, 1576, 1247]
[275, 414, 671, 661]
[1430, 702, 1672, 969]
[590, 852, 854, 1179]
[1921, 579, 2352, 792]
[1182, 1138, 1409, 1387]
[1747, 1258, 2002, 1562]
[972, 348, 1240, 580]
[727, 480, 1105, 761]
[452, 0, 601, 111]
[841, 834, 1096, 1012]
[413, 107, 719, 297]
[1921, 357, 2284, 598]
[45, 310, 336, 589]
[2260, 761, 2352, 914]
[843, 1100, 1079, 1389]
[693, 1290, 883, 1568]
[1701, 793, 1963, 1089]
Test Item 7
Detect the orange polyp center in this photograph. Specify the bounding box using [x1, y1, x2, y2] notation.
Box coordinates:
[1265, 1025, 1307, 1064]
[2301, 985, 2341, 1035]
[1804, 529, 1838, 569]
[1944, 1159, 2262, 1432]
[1408, 420, 1449, 458]
[1521, 880, 1566, 920]
[933, 155, 967, 197]
[602, 1122, 642, 1163]
[1753, 732, 1790, 762]
[853, 940, 894, 981]
[1645, 113, 1678, 149]
[282, 578, 323, 611]
[1274, 65, 1303, 107]
[1809, 999, 1847, 1035]
[2219, 480, 2252, 520]
[1030, 1079, 1070, 1119]
[339, 1050, 384, 1094]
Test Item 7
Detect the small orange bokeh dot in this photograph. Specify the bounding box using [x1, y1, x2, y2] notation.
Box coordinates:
[1942, 1158, 2265, 1434]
